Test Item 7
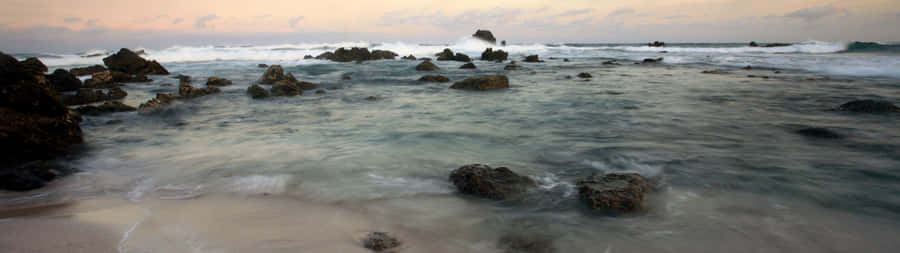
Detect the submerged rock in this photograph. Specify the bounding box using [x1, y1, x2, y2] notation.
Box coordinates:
[523, 55, 542, 63]
[795, 127, 842, 139]
[602, 60, 619, 65]
[285, 73, 317, 90]
[46, 69, 82, 92]
[315, 90, 326, 94]
[75, 101, 136, 116]
[576, 173, 652, 214]
[365, 96, 377, 101]
[763, 43, 792, 48]
[418, 75, 450, 83]
[835, 99, 900, 113]
[749, 41, 760, 47]
[504, 64, 520, 70]
[206, 76, 232, 87]
[472, 29, 497, 44]
[363, 232, 401, 252]
[448, 164, 534, 200]
[247, 84, 270, 99]
[450, 75, 510, 91]
[459, 62, 477, 69]
[102, 48, 169, 75]
[577, 73, 592, 78]
[70, 65, 107, 76]
[415, 60, 439, 71]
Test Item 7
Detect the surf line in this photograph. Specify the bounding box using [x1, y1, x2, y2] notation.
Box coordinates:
[118, 207, 151, 253]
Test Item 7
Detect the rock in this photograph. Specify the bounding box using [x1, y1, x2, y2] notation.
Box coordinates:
[795, 127, 842, 139]
[448, 164, 534, 200]
[435, 49, 471, 62]
[602, 60, 619, 65]
[363, 232, 401, 252]
[75, 101, 136, 116]
[285, 73, 317, 90]
[563, 58, 570, 62]
[459, 62, 477, 69]
[418, 75, 450, 83]
[450, 76, 509, 91]
[743, 65, 753, 70]
[504, 64, 519, 70]
[577, 73, 592, 78]
[260, 65, 285, 84]
[315, 52, 335, 60]
[341, 75, 352, 81]
[401, 55, 416, 60]
[46, 69, 82, 92]
[174, 74, 192, 83]
[70, 65, 107, 76]
[481, 48, 509, 62]
[108, 87, 127, 100]
[83, 71, 120, 88]
[206, 77, 232, 87]
[178, 82, 221, 99]
[333, 47, 371, 62]
[642, 58, 663, 63]
[647, 41, 665, 47]
[247, 84, 270, 99]
[17, 58, 48, 74]
[303, 55, 314, 60]
[160, 83, 173, 87]
[498, 234, 555, 253]
[501, 40, 507, 46]
[701, 70, 729, 74]
[415, 60, 439, 71]
[138, 93, 178, 114]
[365, 96, 377, 101]
[371, 50, 399, 60]
[472, 29, 497, 44]
[270, 81, 301, 96]
[523, 55, 542, 63]
[0, 162, 76, 192]
[749, 41, 759, 47]
[576, 173, 652, 214]
[62, 88, 108, 105]
[835, 99, 900, 113]
[258, 64, 268, 68]
[315, 90, 326, 94]
[110, 70, 150, 83]
[102, 48, 169, 75]
[763, 43, 791, 48]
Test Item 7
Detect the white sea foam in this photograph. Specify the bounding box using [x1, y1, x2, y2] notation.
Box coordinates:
[226, 175, 292, 195]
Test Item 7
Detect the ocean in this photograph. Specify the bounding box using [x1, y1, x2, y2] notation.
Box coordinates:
[1, 38, 899, 252]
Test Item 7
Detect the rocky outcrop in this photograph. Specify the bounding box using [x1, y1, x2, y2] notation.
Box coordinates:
[206, 77, 232, 87]
[576, 173, 652, 214]
[418, 75, 450, 83]
[602, 60, 619, 65]
[75, 101, 136, 116]
[795, 127, 842, 139]
[247, 85, 270, 99]
[459, 62, 477, 69]
[315, 52, 335, 60]
[523, 55, 542, 63]
[472, 30, 497, 44]
[435, 49, 471, 62]
[46, 69, 82, 92]
[108, 87, 127, 100]
[83, 70, 149, 88]
[577, 73, 592, 78]
[363, 232, 401, 252]
[371, 50, 399, 60]
[647, 41, 665, 47]
[415, 60, 439, 71]
[834, 99, 900, 113]
[448, 164, 533, 200]
[271, 81, 301, 96]
[260, 65, 285, 84]
[316, 47, 399, 62]
[401, 55, 416, 60]
[70, 65, 107, 76]
[284, 73, 317, 90]
[102, 48, 169, 75]
[303, 55, 314, 60]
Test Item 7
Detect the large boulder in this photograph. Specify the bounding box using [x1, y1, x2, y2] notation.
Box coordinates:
[46, 69, 82, 92]
[69, 65, 107, 76]
[835, 99, 900, 113]
[247, 85, 270, 99]
[415, 60, 439, 71]
[576, 173, 652, 214]
[459, 62, 477, 69]
[260, 65, 285, 84]
[102, 48, 169, 75]
[448, 164, 534, 200]
[418, 75, 450, 83]
[75, 101, 136, 116]
[450, 75, 509, 90]
[472, 30, 497, 44]
[206, 76, 232, 87]
[481, 48, 508, 62]
[332, 47, 371, 62]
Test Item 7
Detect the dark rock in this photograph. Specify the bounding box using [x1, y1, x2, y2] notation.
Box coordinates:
[415, 61, 439, 71]
[303, 55, 314, 60]
[75, 101, 136, 116]
[577, 73, 592, 78]
[62, 88, 108, 105]
[749, 41, 759, 47]
[173, 74, 192, 84]
[315, 90, 326, 94]
[481, 48, 509, 62]
[46, 69, 82, 92]
[341, 75, 352, 81]
[501, 40, 507, 46]
[83, 71, 120, 88]
[315, 52, 335, 60]
[523, 55, 542, 63]
[206, 77, 232, 87]
[108, 70, 150, 83]
[576, 173, 652, 214]
[763, 43, 792, 48]
[835, 99, 900, 113]
[271, 81, 301, 96]
[648, 41, 665, 47]
[285, 73, 317, 90]
[102, 48, 169, 75]
[17, 58, 48, 75]
[504, 64, 519, 70]
[459, 62, 477, 69]
[258, 64, 268, 68]
[365, 96, 377, 101]
[563, 58, 570, 62]
[795, 127, 842, 139]
[69, 65, 107, 76]
[401, 55, 416, 60]
[333, 47, 371, 62]
[160, 83, 173, 87]
[642, 58, 664, 63]
[435, 49, 471, 62]
[247, 85, 270, 99]
[138, 93, 178, 114]
[0, 162, 76, 191]
[370, 50, 399, 60]
[472, 30, 497, 44]
[701, 70, 729, 74]
[602, 60, 619, 65]
[498, 234, 555, 253]
[178, 82, 221, 99]
[108, 87, 127, 100]
[363, 232, 401, 252]
[418, 75, 450, 83]
[260, 65, 285, 84]
[743, 65, 753, 70]
[448, 164, 534, 200]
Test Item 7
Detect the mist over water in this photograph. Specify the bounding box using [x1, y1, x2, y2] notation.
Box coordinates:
[3, 38, 900, 252]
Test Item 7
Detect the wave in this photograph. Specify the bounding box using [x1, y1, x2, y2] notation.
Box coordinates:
[843, 41, 900, 53]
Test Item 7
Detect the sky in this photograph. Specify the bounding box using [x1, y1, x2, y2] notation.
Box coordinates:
[1, 0, 899, 53]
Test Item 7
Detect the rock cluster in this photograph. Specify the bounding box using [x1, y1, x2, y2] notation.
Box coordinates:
[75, 101, 136, 116]
[315, 47, 398, 62]
[103, 48, 169, 75]
[481, 48, 508, 62]
[70, 65, 107, 76]
[435, 49, 472, 62]
[249, 65, 317, 98]
[647, 41, 666, 47]
[137, 77, 220, 114]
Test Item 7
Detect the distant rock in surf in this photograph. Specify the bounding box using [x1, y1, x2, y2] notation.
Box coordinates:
[206, 76, 233, 87]
[577, 73, 592, 78]
[481, 48, 508, 62]
[523, 55, 542, 63]
[247, 84, 270, 99]
[472, 29, 497, 44]
[435, 48, 472, 62]
[418, 75, 450, 83]
[448, 164, 534, 200]
[138, 93, 178, 114]
[763, 43, 792, 48]
[459, 62, 477, 69]
[415, 60, 439, 71]
[577, 173, 652, 214]
[795, 127, 842, 139]
[450, 75, 510, 91]
[835, 99, 900, 113]
[178, 81, 221, 99]
[363, 232, 401, 252]
[371, 50, 399, 60]
[315, 47, 398, 62]
[648, 41, 665, 47]
[642, 58, 663, 63]
[103, 48, 169, 75]
[258, 64, 268, 68]
[602, 60, 619, 66]
[749, 41, 759, 47]
[401, 54, 416, 60]
[303, 55, 314, 60]
[70, 65, 107, 76]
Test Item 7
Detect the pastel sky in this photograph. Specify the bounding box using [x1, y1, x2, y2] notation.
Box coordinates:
[1, 0, 899, 52]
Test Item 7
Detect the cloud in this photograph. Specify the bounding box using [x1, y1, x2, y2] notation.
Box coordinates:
[784, 5, 846, 21]
[173, 18, 184, 24]
[254, 14, 273, 19]
[289, 16, 305, 28]
[551, 9, 593, 18]
[64, 17, 82, 23]
[664, 15, 689, 20]
[85, 19, 99, 27]
[195, 14, 219, 28]
[608, 7, 635, 17]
